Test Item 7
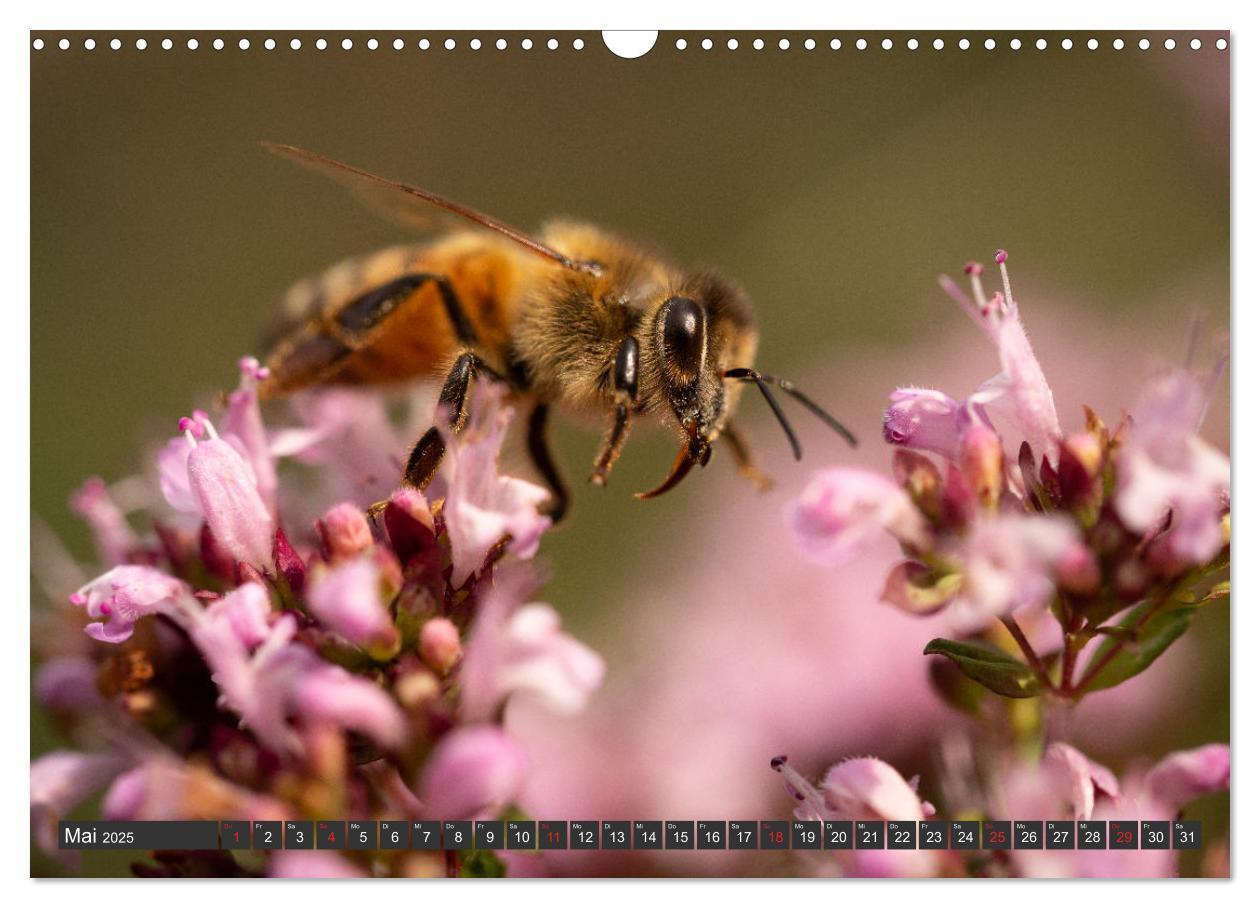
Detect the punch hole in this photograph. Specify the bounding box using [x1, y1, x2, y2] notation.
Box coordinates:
[728, 38, 739, 51]
[136, 38, 147, 50]
[753, 38, 765, 50]
[856, 38, 867, 50]
[1139, 38, 1150, 50]
[1010, 38, 1021, 50]
[984, 37, 995, 50]
[831, 38, 842, 50]
[1087, 38, 1098, 50]
[881, 38, 892, 50]
[804, 38, 815, 50]
[907, 38, 919, 50]
[1036, 38, 1047, 50]
[161, 38, 173, 51]
[470, 38, 482, 50]
[32, 37, 44, 50]
[547, 38, 559, 50]
[495, 38, 507, 51]
[84, 38, 96, 51]
[602, 31, 657, 59]
[367, 38, 379, 50]
[213, 38, 224, 51]
[1190, 38, 1202, 50]
[1113, 38, 1124, 50]
[263, 38, 275, 50]
[1216, 38, 1228, 50]
[701, 37, 713, 51]
[1164, 38, 1176, 50]
[290, 38, 302, 51]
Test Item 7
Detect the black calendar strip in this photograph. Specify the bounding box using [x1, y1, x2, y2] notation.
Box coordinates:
[58, 818, 1202, 851]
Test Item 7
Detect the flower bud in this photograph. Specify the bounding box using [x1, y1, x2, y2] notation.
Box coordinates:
[1056, 543, 1101, 596]
[384, 487, 437, 565]
[317, 502, 374, 563]
[419, 617, 463, 675]
[960, 423, 1003, 510]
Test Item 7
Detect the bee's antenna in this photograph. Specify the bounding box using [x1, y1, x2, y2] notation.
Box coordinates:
[724, 368, 858, 453]
[724, 368, 802, 460]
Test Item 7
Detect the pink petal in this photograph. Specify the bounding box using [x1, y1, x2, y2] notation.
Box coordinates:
[417, 725, 527, 820]
[819, 757, 930, 822]
[785, 467, 929, 567]
[293, 664, 407, 751]
[1045, 743, 1119, 821]
[75, 565, 191, 643]
[30, 750, 122, 853]
[306, 556, 397, 652]
[187, 438, 275, 569]
[269, 852, 366, 878]
[883, 388, 968, 459]
[1143, 743, 1230, 812]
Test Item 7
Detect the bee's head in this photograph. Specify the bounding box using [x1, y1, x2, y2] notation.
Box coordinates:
[653, 294, 723, 462]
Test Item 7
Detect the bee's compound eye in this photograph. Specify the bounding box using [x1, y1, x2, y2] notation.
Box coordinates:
[660, 296, 704, 376]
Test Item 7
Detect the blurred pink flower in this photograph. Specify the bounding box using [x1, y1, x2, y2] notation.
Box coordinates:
[416, 725, 527, 819]
[72, 564, 192, 644]
[201, 582, 273, 649]
[292, 659, 407, 751]
[442, 382, 552, 587]
[306, 555, 399, 654]
[948, 513, 1081, 632]
[269, 851, 366, 878]
[34, 655, 104, 713]
[419, 617, 462, 674]
[785, 467, 929, 567]
[30, 750, 123, 854]
[1114, 369, 1229, 565]
[461, 577, 605, 723]
[101, 759, 291, 822]
[69, 477, 138, 566]
[995, 742, 1229, 878]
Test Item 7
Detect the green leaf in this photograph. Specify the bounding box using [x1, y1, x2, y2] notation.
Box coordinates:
[923, 638, 1044, 699]
[458, 850, 506, 878]
[1077, 606, 1195, 693]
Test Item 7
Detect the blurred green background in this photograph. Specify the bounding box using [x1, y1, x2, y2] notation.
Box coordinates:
[31, 30, 1229, 875]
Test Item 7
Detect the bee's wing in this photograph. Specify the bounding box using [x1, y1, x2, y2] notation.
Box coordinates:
[263, 142, 597, 275]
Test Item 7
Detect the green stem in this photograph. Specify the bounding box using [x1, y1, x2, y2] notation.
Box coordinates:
[1001, 616, 1056, 693]
[1068, 598, 1162, 696]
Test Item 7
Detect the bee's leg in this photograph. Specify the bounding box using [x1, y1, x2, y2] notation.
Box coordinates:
[402, 350, 502, 490]
[590, 337, 639, 486]
[526, 403, 570, 523]
[722, 420, 775, 492]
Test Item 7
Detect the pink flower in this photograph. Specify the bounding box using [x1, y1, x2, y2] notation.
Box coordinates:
[269, 852, 366, 878]
[786, 467, 930, 567]
[1044, 742, 1120, 821]
[461, 575, 605, 723]
[306, 555, 399, 654]
[222, 357, 279, 515]
[1142, 743, 1230, 811]
[887, 253, 1061, 464]
[291, 660, 407, 751]
[34, 656, 104, 713]
[417, 725, 527, 819]
[882, 388, 974, 460]
[30, 750, 123, 854]
[202, 582, 273, 649]
[772, 755, 938, 878]
[949, 513, 1080, 631]
[1114, 369, 1229, 565]
[73, 564, 192, 643]
[69, 476, 138, 566]
[101, 759, 291, 821]
[187, 433, 275, 570]
[442, 382, 551, 587]
[161, 415, 275, 570]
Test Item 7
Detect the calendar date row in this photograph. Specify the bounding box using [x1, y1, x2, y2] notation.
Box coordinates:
[61, 819, 1202, 851]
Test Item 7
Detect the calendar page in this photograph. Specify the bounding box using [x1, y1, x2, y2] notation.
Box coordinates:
[27, 21, 1231, 884]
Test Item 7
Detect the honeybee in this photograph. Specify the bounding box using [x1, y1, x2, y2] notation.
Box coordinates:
[258, 144, 855, 520]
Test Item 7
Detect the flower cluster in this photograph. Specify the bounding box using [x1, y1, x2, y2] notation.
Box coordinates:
[772, 741, 1229, 878]
[787, 252, 1229, 701]
[777, 251, 1229, 878]
[31, 359, 602, 878]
